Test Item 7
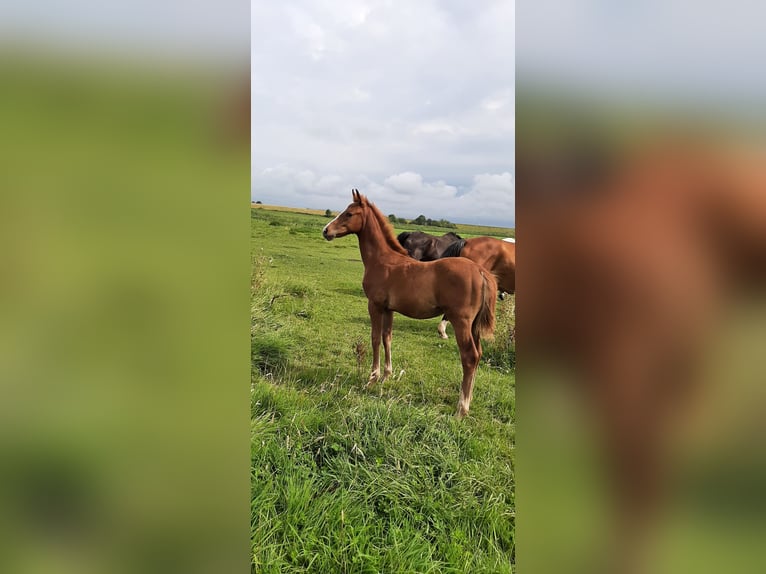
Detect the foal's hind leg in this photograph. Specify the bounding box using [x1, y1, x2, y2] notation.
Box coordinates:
[452, 318, 480, 419]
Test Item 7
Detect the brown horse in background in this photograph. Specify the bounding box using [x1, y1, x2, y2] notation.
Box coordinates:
[440, 237, 516, 338]
[323, 190, 497, 417]
[400, 232, 516, 338]
[444, 236, 516, 295]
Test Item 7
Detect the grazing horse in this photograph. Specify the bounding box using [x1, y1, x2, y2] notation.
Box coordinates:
[323, 190, 497, 417]
[396, 231, 463, 261]
[442, 236, 516, 295]
[440, 237, 516, 338]
[400, 232, 516, 338]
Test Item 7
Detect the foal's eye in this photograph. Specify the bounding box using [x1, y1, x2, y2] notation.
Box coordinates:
[344, 212, 352, 218]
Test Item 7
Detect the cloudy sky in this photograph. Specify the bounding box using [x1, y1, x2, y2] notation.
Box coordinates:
[251, 0, 515, 227]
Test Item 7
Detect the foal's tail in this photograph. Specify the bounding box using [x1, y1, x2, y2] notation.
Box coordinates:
[473, 270, 497, 341]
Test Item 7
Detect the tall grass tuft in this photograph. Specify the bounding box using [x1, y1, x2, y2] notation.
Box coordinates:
[483, 296, 515, 373]
[353, 339, 367, 378]
[252, 335, 291, 376]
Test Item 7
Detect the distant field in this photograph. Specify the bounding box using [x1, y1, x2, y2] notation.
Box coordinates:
[251, 207, 515, 572]
[252, 203, 331, 217]
[251, 203, 515, 239]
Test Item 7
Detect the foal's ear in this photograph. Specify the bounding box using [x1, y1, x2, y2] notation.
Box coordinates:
[352, 188, 366, 205]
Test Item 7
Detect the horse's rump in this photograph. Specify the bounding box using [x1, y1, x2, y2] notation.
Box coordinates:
[428, 257, 496, 322]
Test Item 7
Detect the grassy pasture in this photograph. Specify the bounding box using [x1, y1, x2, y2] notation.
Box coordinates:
[252, 204, 515, 240]
[251, 206, 515, 572]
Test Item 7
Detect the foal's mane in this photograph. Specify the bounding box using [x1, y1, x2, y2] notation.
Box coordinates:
[359, 193, 409, 255]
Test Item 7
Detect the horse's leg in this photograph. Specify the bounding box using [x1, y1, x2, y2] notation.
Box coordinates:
[469, 327, 483, 408]
[381, 310, 394, 381]
[367, 301, 383, 386]
[452, 318, 479, 419]
[437, 316, 449, 339]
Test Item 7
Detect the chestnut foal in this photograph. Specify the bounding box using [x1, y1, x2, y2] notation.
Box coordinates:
[323, 190, 496, 417]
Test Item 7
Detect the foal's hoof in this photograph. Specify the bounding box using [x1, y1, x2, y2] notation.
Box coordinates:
[437, 331, 449, 340]
[366, 372, 380, 388]
[454, 405, 469, 420]
[366, 369, 391, 388]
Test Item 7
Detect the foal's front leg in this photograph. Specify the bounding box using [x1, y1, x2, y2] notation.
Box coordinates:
[366, 301, 384, 386]
[381, 310, 394, 381]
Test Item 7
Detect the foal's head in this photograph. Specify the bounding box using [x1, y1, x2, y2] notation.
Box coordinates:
[322, 189, 368, 240]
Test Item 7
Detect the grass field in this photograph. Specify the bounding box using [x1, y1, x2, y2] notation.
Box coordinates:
[251, 205, 515, 572]
[252, 203, 515, 240]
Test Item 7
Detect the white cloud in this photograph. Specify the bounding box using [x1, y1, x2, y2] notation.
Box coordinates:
[412, 120, 457, 136]
[253, 166, 514, 227]
[384, 172, 425, 193]
[252, 1, 515, 226]
[347, 87, 371, 102]
[340, 0, 373, 27]
[482, 88, 513, 112]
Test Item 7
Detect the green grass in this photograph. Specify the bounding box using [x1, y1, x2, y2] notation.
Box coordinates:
[252, 205, 515, 240]
[252, 207, 515, 572]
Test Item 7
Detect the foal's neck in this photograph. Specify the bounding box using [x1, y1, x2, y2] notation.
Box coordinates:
[357, 211, 396, 267]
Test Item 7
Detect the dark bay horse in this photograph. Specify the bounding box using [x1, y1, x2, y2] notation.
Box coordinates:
[323, 190, 497, 417]
[396, 231, 463, 261]
[400, 232, 516, 338]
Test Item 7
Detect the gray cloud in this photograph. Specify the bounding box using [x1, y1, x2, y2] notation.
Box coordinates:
[252, 0, 515, 227]
[252, 164, 514, 227]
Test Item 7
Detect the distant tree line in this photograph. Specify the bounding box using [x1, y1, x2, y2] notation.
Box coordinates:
[322, 208, 456, 228]
[388, 213, 457, 228]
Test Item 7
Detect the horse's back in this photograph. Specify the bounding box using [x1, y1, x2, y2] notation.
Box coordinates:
[365, 255, 491, 319]
[369, 259, 450, 319]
